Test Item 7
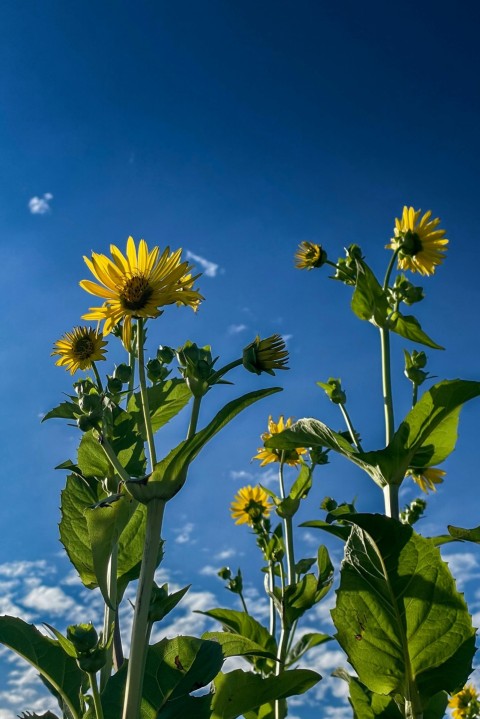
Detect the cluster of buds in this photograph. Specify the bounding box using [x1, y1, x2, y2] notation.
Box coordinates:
[389, 274, 424, 306]
[404, 349, 431, 388]
[331, 244, 363, 285]
[73, 379, 104, 432]
[106, 362, 133, 401]
[400, 497, 427, 526]
[218, 567, 244, 596]
[317, 377, 346, 405]
[176, 341, 219, 398]
[147, 345, 175, 384]
[66, 623, 107, 673]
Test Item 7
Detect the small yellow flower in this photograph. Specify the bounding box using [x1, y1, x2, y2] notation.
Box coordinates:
[80, 236, 203, 348]
[295, 241, 327, 270]
[254, 415, 307, 467]
[386, 206, 448, 276]
[449, 684, 480, 719]
[242, 334, 289, 376]
[52, 327, 107, 375]
[406, 467, 445, 494]
[230, 485, 272, 526]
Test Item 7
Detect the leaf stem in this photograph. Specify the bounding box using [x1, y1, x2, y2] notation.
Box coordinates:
[89, 671, 104, 719]
[99, 545, 118, 691]
[137, 318, 157, 471]
[92, 362, 104, 393]
[339, 404, 363, 451]
[122, 497, 165, 719]
[239, 591, 249, 615]
[100, 436, 131, 484]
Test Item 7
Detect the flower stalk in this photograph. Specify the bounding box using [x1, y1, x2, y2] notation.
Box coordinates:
[89, 671, 105, 719]
[137, 319, 157, 470]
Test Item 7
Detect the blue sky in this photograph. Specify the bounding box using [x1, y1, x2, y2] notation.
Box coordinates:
[1, 1, 480, 716]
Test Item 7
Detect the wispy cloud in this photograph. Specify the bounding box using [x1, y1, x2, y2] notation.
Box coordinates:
[228, 323, 248, 335]
[174, 521, 195, 544]
[230, 469, 253, 481]
[186, 250, 219, 278]
[28, 193, 53, 215]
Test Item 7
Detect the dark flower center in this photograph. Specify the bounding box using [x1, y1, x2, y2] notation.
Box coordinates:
[74, 336, 95, 360]
[120, 275, 153, 310]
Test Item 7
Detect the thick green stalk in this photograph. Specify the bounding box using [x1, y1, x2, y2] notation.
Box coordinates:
[278, 459, 296, 586]
[122, 497, 165, 719]
[380, 327, 395, 446]
[383, 484, 399, 519]
[187, 396, 202, 439]
[89, 671, 105, 719]
[137, 319, 157, 470]
[268, 562, 276, 637]
[127, 350, 136, 406]
[100, 437, 131, 484]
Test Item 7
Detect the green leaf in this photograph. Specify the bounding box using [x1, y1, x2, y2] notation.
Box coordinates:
[150, 584, 191, 624]
[351, 259, 389, 327]
[388, 312, 444, 350]
[331, 514, 476, 710]
[156, 693, 212, 719]
[0, 617, 84, 719]
[202, 631, 276, 661]
[127, 379, 192, 437]
[289, 462, 313, 500]
[286, 632, 332, 666]
[42, 400, 78, 422]
[211, 668, 320, 719]
[300, 519, 351, 542]
[198, 608, 276, 675]
[448, 524, 480, 543]
[141, 387, 282, 501]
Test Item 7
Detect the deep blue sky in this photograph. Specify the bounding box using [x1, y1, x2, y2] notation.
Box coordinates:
[1, 2, 480, 716]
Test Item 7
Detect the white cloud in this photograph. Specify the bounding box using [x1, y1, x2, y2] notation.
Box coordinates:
[28, 193, 53, 214]
[186, 250, 219, 278]
[282, 334, 293, 343]
[21, 585, 79, 617]
[199, 565, 220, 577]
[215, 548, 237, 561]
[228, 323, 248, 335]
[230, 469, 253, 481]
[174, 521, 195, 544]
[441, 551, 480, 589]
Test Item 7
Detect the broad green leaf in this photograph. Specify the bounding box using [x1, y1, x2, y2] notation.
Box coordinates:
[199, 608, 276, 675]
[136, 388, 281, 501]
[202, 631, 276, 661]
[156, 693, 212, 719]
[0, 617, 84, 719]
[42, 400, 78, 422]
[286, 632, 332, 666]
[448, 524, 480, 543]
[300, 519, 351, 542]
[351, 259, 389, 328]
[211, 668, 320, 719]
[289, 462, 313, 500]
[101, 636, 223, 719]
[274, 573, 330, 625]
[388, 312, 444, 350]
[127, 379, 192, 437]
[243, 704, 275, 719]
[331, 514, 476, 710]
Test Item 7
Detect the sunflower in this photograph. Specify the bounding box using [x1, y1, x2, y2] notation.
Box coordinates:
[80, 236, 203, 348]
[406, 467, 445, 494]
[230, 485, 272, 526]
[254, 415, 307, 467]
[242, 334, 289, 376]
[52, 327, 107, 375]
[386, 206, 448, 276]
[448, 684, 480, 719]
[294, 241, 327, 270]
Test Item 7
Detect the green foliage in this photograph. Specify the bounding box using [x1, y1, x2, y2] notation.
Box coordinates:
[0, 617, 84, 719]
[448, 524, 480, 543]
[331, 514, 476, 712]
[127, 378, 192, 436]
[286, 632, 332, 666]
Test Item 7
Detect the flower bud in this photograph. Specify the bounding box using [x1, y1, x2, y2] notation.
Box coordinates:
[217, 566, 232, 581]
[76, 414, 100, 432]
[147, 358, 169, 384]
[114, 363, 132, 384]
[78, 393, 102, 414]
[176, 341, 217, 397]
[157, 345, 175, 364]
[67, 623, 98, 654]
[107, 376, 123, 395]
[76, 646, 107, 673]
[294, 241, 327, 270]
[317, 378, 346, 405]
[242, 334, 288, 376]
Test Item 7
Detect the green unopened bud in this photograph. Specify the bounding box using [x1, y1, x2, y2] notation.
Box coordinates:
[74, 378, 96, 397]
[146, 358, 169, 383]
[107, 376, 123, 395]
[76, 414, 100, 432]
[77, 646, 107, 673]
[309, 447, 329, 466]
[321, 497, 337, 512]
[114, 363, 132, 383]
[67, 623, 98, 654]
[400, 497, 427, 526]
[78, 393, 102, 414]
[157, 346, 175, 364]
[317, 378, 346, 405]
[391, 274, 424, 306]
[218, 566, 232, 581]
[404, 349, 429, 386]
[242, 334, 289, 376]
[176, 341, 217, 397]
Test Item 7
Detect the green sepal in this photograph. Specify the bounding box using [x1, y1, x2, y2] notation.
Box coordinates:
[294, 557, 316, 575]
[210, 668, 320, 719]
[0, 616, 84, 719]
[128, 387, 281, 502]
[388, 312, 444, 350]
[331, 514, 476, 710]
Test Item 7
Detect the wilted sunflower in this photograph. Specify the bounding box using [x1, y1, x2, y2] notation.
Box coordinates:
[230, 485, 272, 526]
[80, 236, 203, 347]
[448, 684, 480, 719]
[387, 206, 448, 276]
[52, 327, 107, 374]
[406, 467, 445, 494]
[294, 241, 327, 270]
[254, 415, 307, 467]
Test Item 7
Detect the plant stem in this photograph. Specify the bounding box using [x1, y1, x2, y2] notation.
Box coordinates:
[339, 404, 363, 451]
[380, 327, 395, 446]
[412, 383, 418, 408]
[99, 545, 118, 692]
[100, 436, 131, 484]
[92, 362, 104, 393]
[383, 484, 399, 519]
[187, 396, 202, 439]
[210, 358, 243, 384]
[122, 497, 165, 719]
[89, 671, 104, 719]
[127, 350, 136, 406]
[239, 592, 249, 615]
[278, 459, 296, 586]
[137, 318, 157, 471]
[267, 562, 276, 637]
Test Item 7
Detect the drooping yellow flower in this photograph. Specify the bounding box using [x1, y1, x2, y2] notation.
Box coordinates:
[254, 415, 307, 467]
[406, 467, 446, 494]
[295, 241, 327, 270]
[386, 206, 448, 276]
[80, 237, 203, 348]
[230, 485, 272, 526]
[52, 327, 107, 375]
[449, 684, 480, 719]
